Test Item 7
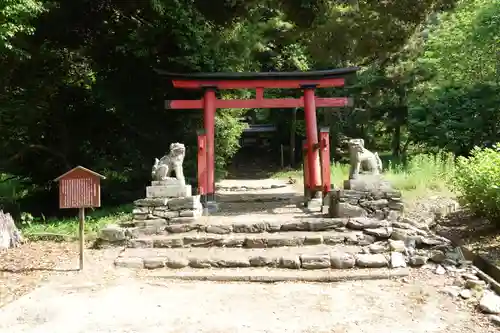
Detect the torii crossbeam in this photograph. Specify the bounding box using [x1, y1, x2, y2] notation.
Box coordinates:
[156, 67, 360, 208]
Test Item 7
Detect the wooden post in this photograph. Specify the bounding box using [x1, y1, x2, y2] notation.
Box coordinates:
[78, 207, 85, 270]
[280, 144, 284, 168]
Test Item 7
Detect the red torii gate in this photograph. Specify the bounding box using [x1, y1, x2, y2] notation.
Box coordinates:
[157, 67, 359, 207]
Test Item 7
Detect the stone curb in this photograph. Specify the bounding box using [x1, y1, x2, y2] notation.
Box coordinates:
[437, 230, 500, 295]
[147, 267, 410, 282]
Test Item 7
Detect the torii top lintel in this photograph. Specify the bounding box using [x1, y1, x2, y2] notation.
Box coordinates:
[155, 67, 360, 90]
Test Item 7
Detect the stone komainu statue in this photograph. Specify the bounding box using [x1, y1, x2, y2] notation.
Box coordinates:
[151, 142, 186, 184]
[347, 138, 383, 180]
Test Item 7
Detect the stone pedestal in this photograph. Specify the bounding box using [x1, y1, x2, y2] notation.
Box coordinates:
[329, 175, 403, 219]
[132, 177, 203, 224]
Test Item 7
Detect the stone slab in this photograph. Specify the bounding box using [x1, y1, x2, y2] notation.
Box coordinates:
[146, 185, 192, 198]
[145, 267, 410, 282]
[152, 178, 184, 186]
[118, 245, 395, 270]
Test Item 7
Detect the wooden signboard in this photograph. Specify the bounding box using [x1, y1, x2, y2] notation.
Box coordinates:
[54, 166, 106, 270]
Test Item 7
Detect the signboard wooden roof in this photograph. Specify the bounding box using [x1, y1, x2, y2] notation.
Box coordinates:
[54, 166, 106, 182]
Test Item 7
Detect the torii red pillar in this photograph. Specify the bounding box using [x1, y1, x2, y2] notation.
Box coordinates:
[203, 88, 216, 199]
[303, 85, 321, 190]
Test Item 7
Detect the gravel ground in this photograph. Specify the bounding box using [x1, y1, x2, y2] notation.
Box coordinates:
[0, 267, 497, 333]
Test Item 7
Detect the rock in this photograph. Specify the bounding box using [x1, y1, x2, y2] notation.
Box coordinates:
[134, 218, 167, 228]
[300, 254, 331, 269]
[306, 218, 347, 231]
[144, 257, 166, 269]
[206, 225, 233, 234]
[279, 255, 301, 269]
[168, 196, 202, 211]
[244, 237, 268, 248]
[465, 279, 486, 290]
[330, 252, 356, 269]
[234, 222, 270, 233]
[461, 273, 479, 281]
[332, 202, 368, 218]
[368, 243, 387, 254]
[479, 291, 500, 314]
[179, 209, 202, 218]
[409, 256, 427, 267]
[441, 286, 461, 297]
[435, 265, 446, 275]
[347, 217, 389, 230]
[133, 207, 149, 214]
[213, 257, 251, 268]
[364, 227, 393, 238]
[304, 234, 323, 245]
[128, 238, 154, 248]
[391, 228, 416, 241]
[153, 210, 180, 219]
[249, 255, 279, 267]
[388, 201, 404, 211]
[216, 236, 245, 247]
[360, 199, 389, 210]
[184, 235, 221, 247]
[189, 258, 212, 268]
[355, 254, 388, 268]
[429, 250, 447, 264]
[442, 258, 458, 267]
[114, 257, 144, 269]
[489, 315, 500, 327]
[99, 224, 126, 242]
[323, 233, 346, 245]
[387, 210, 400, 221]
[125, 227, 141, 238]
[357, 234, 376, 246]
[134, 198, 168, 207]
[459, 289, 472, 299]
[166, 224, 197, 233]
[153, 237, 183, 248]
[166, 257, 189, 268]
[390, 252, 407, 268]
[389, 240, 406, 252]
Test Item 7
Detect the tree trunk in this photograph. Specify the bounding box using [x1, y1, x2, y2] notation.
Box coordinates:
[392, 125, 401, 158]
[0, 211, 23, 249]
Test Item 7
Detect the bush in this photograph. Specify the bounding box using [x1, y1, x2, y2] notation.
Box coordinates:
[451, 144, 500, 223]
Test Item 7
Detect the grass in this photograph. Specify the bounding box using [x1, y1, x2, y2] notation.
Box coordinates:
[273, 152, 457, 202]
[20, 204, 133, 242]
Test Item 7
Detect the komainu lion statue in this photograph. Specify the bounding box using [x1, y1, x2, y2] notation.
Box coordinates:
[151, 142, 186, 184]
[347, 138, 383, 179]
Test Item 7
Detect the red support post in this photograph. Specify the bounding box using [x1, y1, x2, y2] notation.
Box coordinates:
[302, 141, 310, 205]
[197, 130, 207, 196]
[203, 88, 216, 198]
[303, 86, 321, 192]
[319, 127, 331, 195]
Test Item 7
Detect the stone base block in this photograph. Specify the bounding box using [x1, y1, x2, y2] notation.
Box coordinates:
[344, 174, 394, 192]
[152, 178, 185, 186]
[146, 185, 192, 198]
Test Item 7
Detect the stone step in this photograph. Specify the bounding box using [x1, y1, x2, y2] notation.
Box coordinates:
[124, 217, 354, 236]
[126, 231, 379, 249]
[140, 267, 410, 282]
[114, 246, 402, 270]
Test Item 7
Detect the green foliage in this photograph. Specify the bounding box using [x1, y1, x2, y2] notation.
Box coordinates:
[0, 0, 45, 53]
[452, 144, 500, 223]
[408, 0, 500, 153]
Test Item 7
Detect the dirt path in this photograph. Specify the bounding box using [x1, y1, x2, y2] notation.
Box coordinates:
[0, 179, 498, 332]
[0, 264, 496, 333]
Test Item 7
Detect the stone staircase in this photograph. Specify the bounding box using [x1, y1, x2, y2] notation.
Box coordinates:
[97, 183, 458, 280]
